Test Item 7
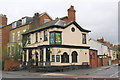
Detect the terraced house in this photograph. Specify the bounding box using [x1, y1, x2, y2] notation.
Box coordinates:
[7, 12, 52, 61]
[22, 6, 91, 67]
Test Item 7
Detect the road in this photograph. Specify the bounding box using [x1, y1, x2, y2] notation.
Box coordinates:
[1, 64, 120, 80]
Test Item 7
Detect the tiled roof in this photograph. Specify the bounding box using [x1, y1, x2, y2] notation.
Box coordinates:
[23, 18, 60, 35]
[23, 18, 91, 35]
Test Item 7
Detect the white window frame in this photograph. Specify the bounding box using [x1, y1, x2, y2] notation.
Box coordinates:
[23, 29, 26, 32]
[22, 18, 26, 25]
[12, 33, 15, 42]
[17, 31, 20, 41]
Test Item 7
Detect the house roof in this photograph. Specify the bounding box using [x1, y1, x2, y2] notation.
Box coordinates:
[89, 38, 117, 51]
[23, 18, 91, 35]
[2, 12, 52, 30]
[23, 18, 60, 35]
[64, 21, 91, 32]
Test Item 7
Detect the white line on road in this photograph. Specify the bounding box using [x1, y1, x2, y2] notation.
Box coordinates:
[110, 71, 119, 77]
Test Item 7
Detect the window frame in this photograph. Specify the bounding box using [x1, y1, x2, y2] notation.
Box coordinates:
[56, 55, 60, 62]
[17, 31, 20, 41]
[35, 33, 38, 43]
[71, 51, 78, 63]
[12, 33, 15, 42]
[61, 52, 69, 63]
[82, 33, 87, 44]
[44, 30, 48, 41]
[49, 31, 62, 45]
[52, 55, 55, 62]
[27, 34, 31, 44]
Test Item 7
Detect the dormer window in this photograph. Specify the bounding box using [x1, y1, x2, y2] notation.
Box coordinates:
[12, 22, 17, 28]
[22, 18, 26, 25]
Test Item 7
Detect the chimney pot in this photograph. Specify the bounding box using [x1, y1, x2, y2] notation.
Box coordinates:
[71, 5, 74, 9]
[0, 14, 7, 26]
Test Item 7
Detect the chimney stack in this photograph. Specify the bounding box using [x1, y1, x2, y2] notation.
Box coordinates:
[67, 5, 76, 22]
[32, 12, 40, 28]
[0, 14, 7, 27]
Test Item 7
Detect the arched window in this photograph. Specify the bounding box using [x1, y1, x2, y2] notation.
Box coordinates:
[71, 51, 78, 63]
[61, 52, 69, 63]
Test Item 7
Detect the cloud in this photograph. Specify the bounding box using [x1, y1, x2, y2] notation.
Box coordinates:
[0, 0, 118, 44]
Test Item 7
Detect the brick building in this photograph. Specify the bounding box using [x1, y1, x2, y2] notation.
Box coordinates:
[7, 12, 53, 60]
[0, 14, 12, 60]
[89, 49, 98, 68]
[89, 38, 117, 67]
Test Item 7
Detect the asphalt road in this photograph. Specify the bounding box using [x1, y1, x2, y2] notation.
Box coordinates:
[89, 65, 120, 77]
[1, 64, 120, 80]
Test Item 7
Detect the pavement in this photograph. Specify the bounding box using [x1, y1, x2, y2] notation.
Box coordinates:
[1, 64, 120, 79]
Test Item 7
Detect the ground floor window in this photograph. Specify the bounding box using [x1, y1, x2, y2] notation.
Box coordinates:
[61, 52, 69, 63]
[71, 51, 78, 63]
[56, 55, 60, 62]
[52, 55, 55, 62]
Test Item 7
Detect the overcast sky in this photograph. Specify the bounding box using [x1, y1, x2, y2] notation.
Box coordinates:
[0, 0, 119, 44]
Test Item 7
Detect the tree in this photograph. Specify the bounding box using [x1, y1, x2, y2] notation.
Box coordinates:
[7, 42, 22, 61]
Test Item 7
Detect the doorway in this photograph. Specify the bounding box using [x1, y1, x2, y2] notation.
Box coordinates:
[46, 48, 50, 65]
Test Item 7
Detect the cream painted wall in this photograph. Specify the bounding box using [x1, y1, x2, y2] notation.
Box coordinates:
[62, 24, 89, 46]
[26, 24, 89, 48]
[25, 24, 90, 66]
[50, 47, 89, 66]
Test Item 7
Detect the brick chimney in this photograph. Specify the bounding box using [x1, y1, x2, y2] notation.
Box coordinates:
[0, 14, 7, 27]
[31, 12, 40, 28]
[67, 5, 76, 22]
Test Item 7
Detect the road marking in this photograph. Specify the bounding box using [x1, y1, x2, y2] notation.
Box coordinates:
[110, 71, 119, 77]
[41, 73, 68, 76]
[41, 73, 119, 79]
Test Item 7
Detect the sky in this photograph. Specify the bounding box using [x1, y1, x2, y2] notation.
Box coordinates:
[0, 0, 119, 44]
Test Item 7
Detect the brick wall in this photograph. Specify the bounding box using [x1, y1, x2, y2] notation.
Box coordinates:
[40, 13, 52, 25]
[30, 13, 52, 29]
[63, 5, 76, 23]
[4, 60, 21, 71]
[0, 14, 7, 26]
[97, 56, 110, 67]
[112, 59, 118, 64]
[89, 49, 98, 68]
[2, 24, 12, 60]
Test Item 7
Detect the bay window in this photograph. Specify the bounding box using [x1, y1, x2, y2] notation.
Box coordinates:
[50, 31, 62, 45]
